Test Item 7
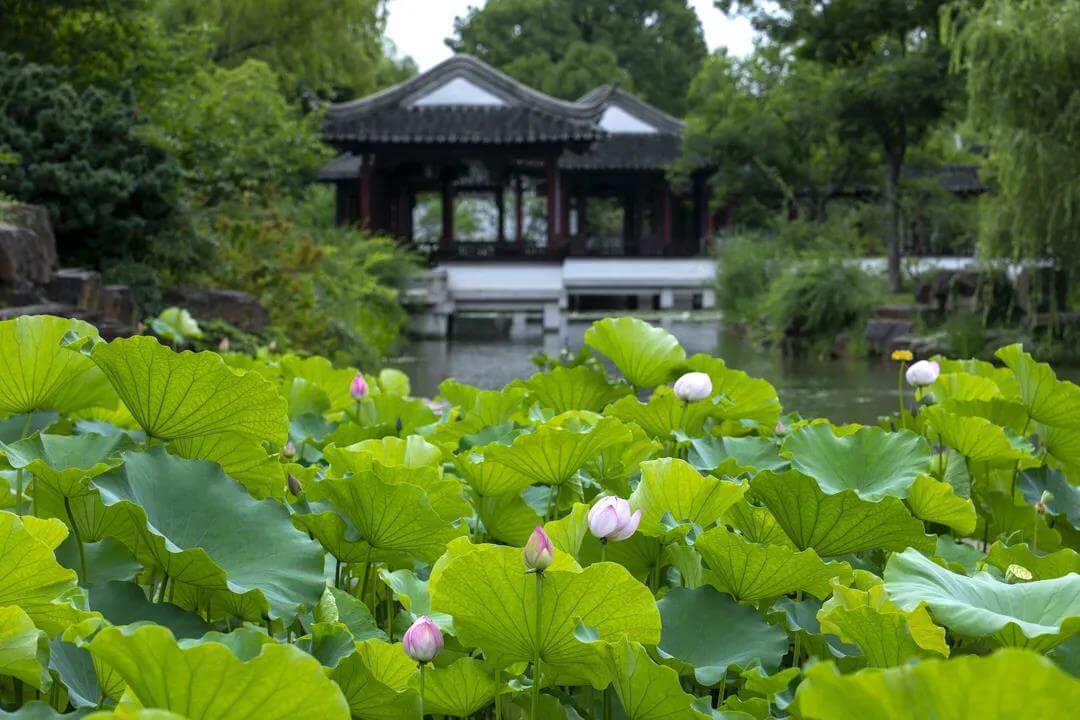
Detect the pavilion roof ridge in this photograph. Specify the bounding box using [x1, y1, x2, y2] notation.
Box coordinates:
[577, 85, 684, 136]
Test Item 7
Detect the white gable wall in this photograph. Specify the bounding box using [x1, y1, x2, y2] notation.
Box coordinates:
[411, 77, 508, 107]
[599, 105, 659, 134]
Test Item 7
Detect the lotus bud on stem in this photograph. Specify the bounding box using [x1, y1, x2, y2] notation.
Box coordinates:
[522, 526, 554, 719]
[403, 615, 443, 716]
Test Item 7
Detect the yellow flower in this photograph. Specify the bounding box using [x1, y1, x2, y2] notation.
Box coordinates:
[891, 349, 914, 362]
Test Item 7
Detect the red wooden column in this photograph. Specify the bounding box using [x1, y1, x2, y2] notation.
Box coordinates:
[440, 172, 454, 256]
[358, 154, 373, 228]
[514, 176, 524, 250]
[545, 156, 560, 254]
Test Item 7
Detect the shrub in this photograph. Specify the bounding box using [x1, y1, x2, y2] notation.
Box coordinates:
[765, 256, 879, 343]
[715, 232, 781, 325]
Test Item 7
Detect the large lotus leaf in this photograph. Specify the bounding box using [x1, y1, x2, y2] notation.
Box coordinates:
[724, 499, 794, 548]
[1044, 423, 1080, 477]
[630, 458, 747, 537]
[816, 574, 948, 667]
[0, 605, 50, 689]
[793, 648, 1080, 720]
[604, 638, 712, 720]
[379, 569, 452, 633]
[0, 433, 129, 498]
[919, 405, 1027, 465]
[376, 368, 410, 397]
[477, 491, 540, 546]
[299, 470, 465, 564]
[996, 343, 1080, 428]
[696, 526, 851, 601]
[584, 317, 685, 388]
[750, 471, 936, 556]
[884, 548, 1080, 649]
[86, 581, 210, 639]
[91, 336, 288, 444]
[324, 448, 468, 522]
[781, 425, 930, 501]
[767, 596, 861, 663]
[89, 624, 349, 719]
[931, 372, 1004, 403]
[483, 415, 632, 486]
[329, 639, 421, 720]
[168, 433, 284, 500]
[279, 354, 358, 414]
[0, 512, 97, 634]
[685, 355, 782, 428]
[541, 503, 662, 578]
[984, 542, 1079, 580]
[1019, 466, 1080, 528]
[453, 450, 535, 497]
[521, 364, 630, 413]
[49, 638, 108, 708]
[604, 387, 722, 440]
[976, 489, 1061, 553]
[581, 420, 660, 497]
[371, 462, 469, 522]
[91, 449, 324, 623]
[430, 543, 660, 686]
[936, 356, 1021, 396]
[342, 435, 443, 470]
[904, 475, 977, 535]
[0, 315, 116, 415]
[420, 657, 500, 717]
[943, 396, 1030, 435]
[656, 586, 788, 686]
[681, 433, 786, 475]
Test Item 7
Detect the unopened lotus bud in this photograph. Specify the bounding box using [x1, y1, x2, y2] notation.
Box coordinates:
[587, 496, 641, 542]
[775, 421, 788, 436]
[350, 372, 369, 401]
[402, 615, 443, 663]
[523, 526, 555, 572]
[287, 474, 303, 495]
[282, 440, 297, 461]
[1005, 564, 1032, 583]
[673, 372, 712, 403]
[905, 360, 940, 388]
[218, 336, 231, 352]
[1034, 490, 1053, 515]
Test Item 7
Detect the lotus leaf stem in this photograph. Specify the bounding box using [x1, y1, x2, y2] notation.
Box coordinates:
[532, 571, 544, 719]
[64, 496, 88, 582]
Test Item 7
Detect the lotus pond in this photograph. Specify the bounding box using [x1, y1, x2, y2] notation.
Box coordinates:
[0, 313, 1077, 719]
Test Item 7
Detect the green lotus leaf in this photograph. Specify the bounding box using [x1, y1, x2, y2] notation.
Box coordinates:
[376, 368, 410, 397]
[767, 595, 860, 663]
[685, 355, 782, 428]
[85, 581, 210, 639]
[793, 648, 1080, 720]
[781, 424, 930, 501]
[739, 665, 799, 702]
[477, 491, 541, 546]
[295, 621, 356, 668]
[0, 605, 50, 689]
[976, 489, 1060, 553]
[582, 420, 661, 497]
[49, 637, 108, 708]
[0, 315, 116, 415]
[630, 458, 747, 537]
[0, 703, 87, 719]
[943, 396, 1030, 435]
[329, 639, 421, 720]
[1044, 423, 1080, 477]
[484, 415, 632, 487]
[933, 536, 985, 575]
[584, 317, 685, 388]
[936, 356, 1021, 396]
[996, 343, 1080, 428]
[89, 624, 349, 719]
[419, 657, 500, 717]
[750, 471, 936, 556]
[279, 354, 358, 415]
[520, 364, 630, 415]
[884, 547, 1080, 649]
[86, 709, 187, 719]
[324, 587, 386, 642]
[90, 449, 324, 623]
[1019, 466, 1080, 528]
[919, 405, 1026, 464]
[604, 638, 712, 720]
[984, 542, 1079, 580]
[724, 499, 794, 548]
[905, 475, 977, 535]
[541, 502, 662, 577]
[604, 387, 723, 440]
[696, 526, 852, 601]
[817, 573, 949, 667]
[91, 336, 288, 444]
[436, 381, 526, 430]
[0, 433, 129, 498]
[931, 371, 1005, 403]
[0, 412, 60, 446]
[681, 433, 786, 475]
[304, 469, 465, 564]
[284, 376, 331, 418]
[656, 586, 788, 686]
[167, 432, 284, 500]
[430, 543, 660, 686]
[0, 511, 97, 634]
[379, 569, 453, 633]
[453, 449, 532, 497]
[664, 544, 704, 589]
[342, 435, 443, 470]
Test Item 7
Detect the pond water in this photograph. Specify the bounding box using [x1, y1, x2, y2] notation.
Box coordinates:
[392, 316, 902, 425]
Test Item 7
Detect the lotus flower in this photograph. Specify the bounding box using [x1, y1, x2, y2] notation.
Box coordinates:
[402, 616, 443, 663]
[673, 371, 712, 403]
[286, 474, 303, 495]
[587, 496, 641, 542]
[905, 360, 940, 388]
[350, 372, 369, 400]
[282, 440, 297, 461]
[523, 526, 554, 571]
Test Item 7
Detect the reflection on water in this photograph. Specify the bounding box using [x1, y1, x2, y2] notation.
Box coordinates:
[392, 318, 901, 425]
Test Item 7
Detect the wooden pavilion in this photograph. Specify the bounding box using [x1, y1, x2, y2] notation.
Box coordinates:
[319, 55, 713, 260]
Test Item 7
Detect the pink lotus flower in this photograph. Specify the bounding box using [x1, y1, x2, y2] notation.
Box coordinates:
[587, 496, 641, 542]
[402, 615, 443, 663]
[523, 526, 555, 571]
[350, 372, 369, 401]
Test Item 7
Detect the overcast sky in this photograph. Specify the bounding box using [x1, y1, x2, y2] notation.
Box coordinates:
[385, 0, 757, 70]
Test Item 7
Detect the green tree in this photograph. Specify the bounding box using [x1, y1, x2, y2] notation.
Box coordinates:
[951, 0, 1080, 283]
[725, 0, 958, 290]
[0, 54, 179, 264]
[449, 0, 707, 115]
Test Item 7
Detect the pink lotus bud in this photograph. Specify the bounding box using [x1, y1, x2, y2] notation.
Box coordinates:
[287, 474, 303, 495]
[350, 372, 369, 401]
[523, 526, 555, 572]
[905, 360, 940, 388]
[673, 372, 713, 403]
[282, 440, 297, 461]
[775, 421, 788, 436]
[402, 615, 443, 663]
[218, 336, 231, 352]
[587, 496, 641, 542]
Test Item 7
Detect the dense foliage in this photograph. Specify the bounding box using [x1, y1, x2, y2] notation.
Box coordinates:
[0, 313, 1076, 717]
